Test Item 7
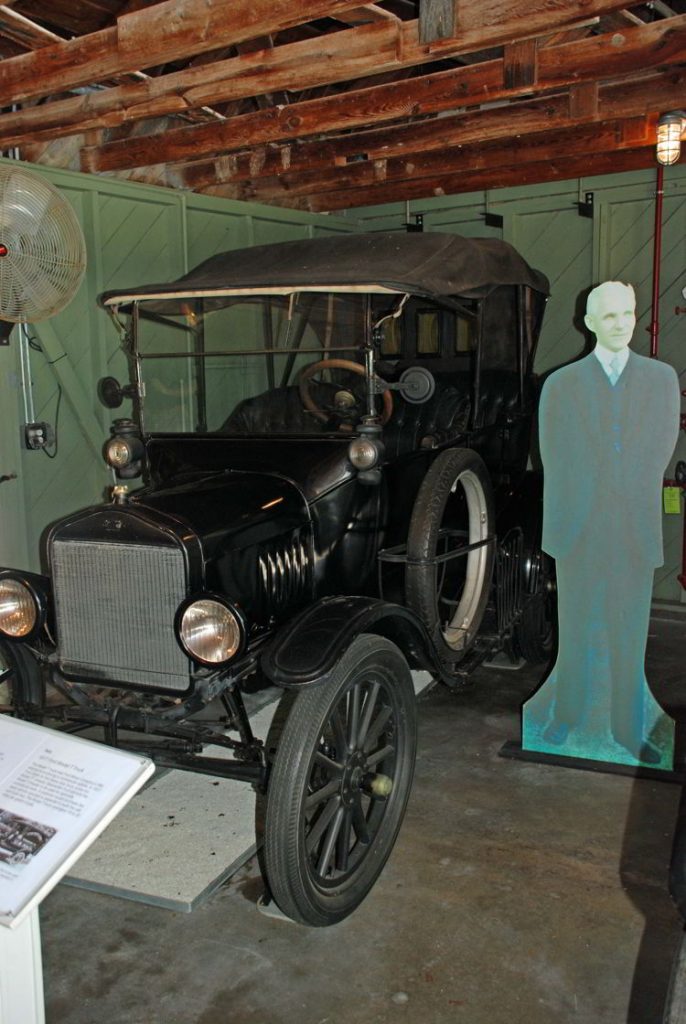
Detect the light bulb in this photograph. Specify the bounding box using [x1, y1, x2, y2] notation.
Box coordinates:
[657, 113, 684, 166]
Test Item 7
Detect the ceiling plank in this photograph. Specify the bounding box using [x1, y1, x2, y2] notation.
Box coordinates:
[301, 148, 656, 211]
[503, 37, 538, 90]
[416, 0, 649, 56]
[5, 7, 681, 149]
[79, 19, 686, 174]
[0, 1, 222, 123]
[569, 81, 599, 119]
[0, 0, 664, 108]
[602, 9, 645, 27]
[0, 20, 402, 144]
[0, 6, 64, 48]
[334, 5, 401, 23]
[419, 0, 457, 44]
[207, 117, 655, 203]
[172, 68, 684, 192]
[539, 21, 599, 47]
[0, 0, 372, 104]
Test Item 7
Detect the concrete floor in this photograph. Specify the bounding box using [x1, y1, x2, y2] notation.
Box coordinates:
[40, 614, 685, 1024]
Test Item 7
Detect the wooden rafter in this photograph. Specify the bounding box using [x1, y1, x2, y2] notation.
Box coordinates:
[2, 0, 686, 213]
[0, 5, 65, 49]
[0, 21, 399, 146]
[334, 4, 401, 23]
[1, 2, 672, 150]
[77, 19, 686, 174]
[0, 2, 224, 124]
[186, 69, 681, 209]
[201, 118, 656, 205]
[303, 149, 657, 211]
[0, 0, 372, 103]
[0, 0, 660, 107]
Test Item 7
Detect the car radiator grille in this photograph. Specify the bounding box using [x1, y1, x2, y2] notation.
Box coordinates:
[51, 539, 190, 691]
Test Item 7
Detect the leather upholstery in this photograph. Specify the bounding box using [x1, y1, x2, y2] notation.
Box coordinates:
[383, 375, 471, 459]
[220, 371, 522, 456]
[475, 371, 523, 428]
[221, 382, 348, 435]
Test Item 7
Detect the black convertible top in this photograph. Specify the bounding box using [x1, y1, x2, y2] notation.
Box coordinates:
[99, 232, 549, 306]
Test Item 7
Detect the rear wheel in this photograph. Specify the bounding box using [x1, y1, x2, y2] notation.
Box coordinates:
[406, 448, 494, 661]
[513, 549, 555, 665]
[264, 634, 417, 926]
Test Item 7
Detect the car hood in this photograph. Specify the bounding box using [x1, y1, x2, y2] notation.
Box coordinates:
[130, 469, 311, 557]
[145, 436, 356, 504]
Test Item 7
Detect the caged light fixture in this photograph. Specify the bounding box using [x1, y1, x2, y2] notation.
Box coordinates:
[656, 111, 685, 166]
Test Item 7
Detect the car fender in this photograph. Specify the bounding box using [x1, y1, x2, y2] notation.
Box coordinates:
[261, 594, 446, 689]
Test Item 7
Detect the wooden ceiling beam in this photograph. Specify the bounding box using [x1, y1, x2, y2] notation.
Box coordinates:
[209, 117, 654, 204]
[173, 68, 683, 193]
[4, 6, 679, 150]
[502, 37, 538, 90]
[417, 0, 646, 58]
[0, 0, 663, 110]
[79, 17, 686, 174]
[539, 20, 600, 48]
[0, 1, 224, 125]
[0, 20, 400, 145]
[602, 9, 646, 28]
[299, 148, 656, 211]
[419, 0, 456, 44]
[0, 0, 372, 104]
[334, 5, 402, 24]
[0, 6, 65, 49]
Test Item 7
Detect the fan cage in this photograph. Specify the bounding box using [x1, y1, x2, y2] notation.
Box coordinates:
[0, 166, 87, 323]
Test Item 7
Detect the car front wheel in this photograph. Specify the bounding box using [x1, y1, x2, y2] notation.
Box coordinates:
[264, 634, 417, 926]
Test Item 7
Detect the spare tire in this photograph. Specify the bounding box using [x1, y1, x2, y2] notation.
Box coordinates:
[406, 447, 494, 661]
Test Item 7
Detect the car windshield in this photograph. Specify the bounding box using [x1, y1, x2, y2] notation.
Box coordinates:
[127, 291, 393, 436]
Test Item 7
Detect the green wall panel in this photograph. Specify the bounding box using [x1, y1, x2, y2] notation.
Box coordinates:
[0, 341, 28, 569]
[185, 208, 250, 267]
[511, 206, 593, 374]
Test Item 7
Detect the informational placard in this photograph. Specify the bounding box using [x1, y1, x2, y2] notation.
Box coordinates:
[0, 714, 154, 929]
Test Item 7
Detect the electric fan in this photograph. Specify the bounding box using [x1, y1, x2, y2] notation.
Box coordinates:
[0, 165, 86, 322]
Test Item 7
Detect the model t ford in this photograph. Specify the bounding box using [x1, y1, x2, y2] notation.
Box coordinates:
[0, 232, 550, 925]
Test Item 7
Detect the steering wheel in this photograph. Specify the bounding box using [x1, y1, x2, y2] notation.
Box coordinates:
[298, 358, 393, 426]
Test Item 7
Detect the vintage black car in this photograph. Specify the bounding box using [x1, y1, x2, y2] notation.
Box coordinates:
[0, 232, 550, 925]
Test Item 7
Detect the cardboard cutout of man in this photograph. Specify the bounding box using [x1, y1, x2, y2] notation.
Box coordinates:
[523, 282, 680, 767]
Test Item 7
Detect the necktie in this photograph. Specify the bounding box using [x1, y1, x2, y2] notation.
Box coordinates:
[608, 354, 622, 386]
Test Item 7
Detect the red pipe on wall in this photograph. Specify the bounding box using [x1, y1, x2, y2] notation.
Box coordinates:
[648, 162, 664, 359]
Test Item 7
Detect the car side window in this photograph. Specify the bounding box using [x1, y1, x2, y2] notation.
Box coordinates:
[455, 315, 475, 354]
[379, 316, 402, 357]
[416, 309, 440, 355]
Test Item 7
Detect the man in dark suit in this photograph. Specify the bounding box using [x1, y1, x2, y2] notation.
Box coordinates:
[531, 281, 680, 766]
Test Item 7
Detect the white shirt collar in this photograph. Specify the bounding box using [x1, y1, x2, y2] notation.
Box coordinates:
[594, 344, 630, 377]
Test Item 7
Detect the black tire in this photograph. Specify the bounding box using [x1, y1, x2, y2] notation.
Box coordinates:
[513, 550, 556, 665]
[264, 634, 417, 926]
[406, 447, 494, 660]
[0, 640, 45, 711]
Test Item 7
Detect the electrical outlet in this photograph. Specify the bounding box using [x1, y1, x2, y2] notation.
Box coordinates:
[24, 421, 54, 450]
